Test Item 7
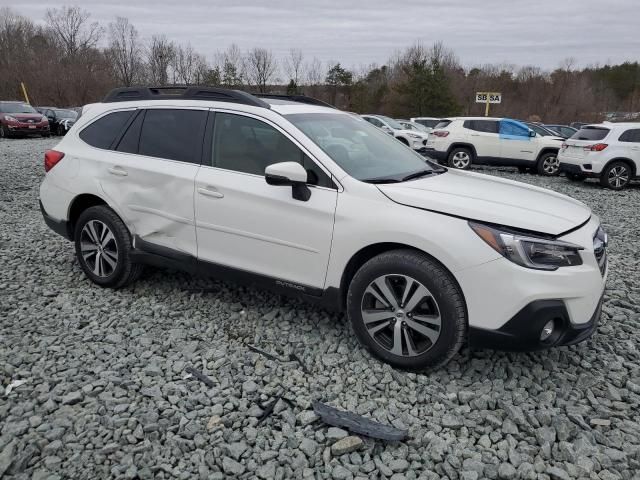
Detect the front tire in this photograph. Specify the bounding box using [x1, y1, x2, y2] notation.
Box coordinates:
[347, 250, 466, 370]
[74, 206, 143, 288]
[448, 147, 472, 170]
[600, 161, 631, 190]
[537, 152, 560, 176]
[398, 137, 410, 147]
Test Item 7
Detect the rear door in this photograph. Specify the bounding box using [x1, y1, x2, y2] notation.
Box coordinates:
[619, 128, 640, 168]
[464, 120, 500, 161]
[499, 119, 536, 164]
[95, 107, 207, 256]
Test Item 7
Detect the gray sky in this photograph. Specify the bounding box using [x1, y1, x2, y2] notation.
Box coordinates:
[5, 0, 639, 72]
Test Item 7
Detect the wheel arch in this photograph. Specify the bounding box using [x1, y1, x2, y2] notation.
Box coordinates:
[336, 242, 466, 314]
[535, 147, 560, 163]
[67, 193, 108, 234]
[603, 157, 636, 177]
[446, 143, 477, 160]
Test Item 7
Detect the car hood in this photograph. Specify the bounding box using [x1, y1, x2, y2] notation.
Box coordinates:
[11, 113, 43, 121]
[377, 169, 591, 236]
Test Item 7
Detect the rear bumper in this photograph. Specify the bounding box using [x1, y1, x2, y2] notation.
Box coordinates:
[559, 163, 598, 178]
[469, 295, 603, 351]
[40, 200, 72, 240]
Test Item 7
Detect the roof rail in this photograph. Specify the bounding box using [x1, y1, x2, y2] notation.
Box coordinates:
[102, 86, 270, 109]
[252, 93, 337, 109]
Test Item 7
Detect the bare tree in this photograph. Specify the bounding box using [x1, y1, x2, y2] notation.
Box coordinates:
[245, 48, 277, 92]
[45, 6, 102, 57]
[171, 43, 207, 85]
[217, 44, 244, 87]
[146, 35, 175, 85]
[305, 57, 323, 86]
[108, 17, 142, 87]
[283, 48, 304, 84]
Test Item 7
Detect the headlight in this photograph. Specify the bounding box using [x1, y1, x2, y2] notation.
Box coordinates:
[407, 133, 422, 139]
[4, 115, 18, 122]
[469, 222, 583, 270]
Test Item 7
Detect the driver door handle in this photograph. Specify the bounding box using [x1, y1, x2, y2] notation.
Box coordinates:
[198, 186, 224, 198]
[108, 166, 128, 176]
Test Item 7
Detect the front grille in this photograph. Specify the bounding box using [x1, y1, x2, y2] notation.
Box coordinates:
[593, 226, 607, 276]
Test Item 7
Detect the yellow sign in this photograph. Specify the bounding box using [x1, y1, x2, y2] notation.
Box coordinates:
[475, 92, 502, 116]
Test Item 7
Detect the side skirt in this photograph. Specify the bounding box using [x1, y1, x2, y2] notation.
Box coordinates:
[130, 236, 343, 311]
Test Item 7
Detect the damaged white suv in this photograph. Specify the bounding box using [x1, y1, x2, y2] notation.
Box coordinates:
[40, 87, 607, 369]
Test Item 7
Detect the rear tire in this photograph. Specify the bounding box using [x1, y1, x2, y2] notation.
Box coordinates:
[448, 147, 472, 170]
[600, 161, 631, 190]
[347, 250, 466, 370]
[74, 206, 143, 288]
[537, 152, 560, 176]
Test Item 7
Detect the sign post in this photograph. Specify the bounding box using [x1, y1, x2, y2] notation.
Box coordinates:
[475, 92, 502, 117]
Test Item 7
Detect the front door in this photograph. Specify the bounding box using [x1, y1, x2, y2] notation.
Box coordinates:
[499, 119, 536, 164]
[194, 111, 338, 289]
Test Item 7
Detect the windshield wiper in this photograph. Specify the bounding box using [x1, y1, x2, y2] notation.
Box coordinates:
[361, 177, 401, 184]
[401, 169, 439, 182]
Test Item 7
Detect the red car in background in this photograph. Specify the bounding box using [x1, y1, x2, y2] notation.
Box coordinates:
[0, 101, 50, 138]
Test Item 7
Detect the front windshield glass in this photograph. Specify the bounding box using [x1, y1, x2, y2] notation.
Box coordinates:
[1, 103, 37, 114]
[54, 109, 77, 119]
[408, 122, 428, 133]
[378, 115, 403, 130]
[286, 112, 441, 182]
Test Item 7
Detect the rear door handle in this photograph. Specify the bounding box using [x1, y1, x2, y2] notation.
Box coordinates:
[198, 186, 224, 198]
[108, 166, 128, 176]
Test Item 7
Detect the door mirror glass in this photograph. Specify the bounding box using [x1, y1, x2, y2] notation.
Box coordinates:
[529, 130, 536, 137]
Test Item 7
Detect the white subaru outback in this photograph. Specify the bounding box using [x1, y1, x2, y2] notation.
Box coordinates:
[40, 87, 607, 369]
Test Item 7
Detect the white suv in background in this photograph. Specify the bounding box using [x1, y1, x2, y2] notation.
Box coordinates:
[361, 114, 429, 153]
[40, 87, 607, 370]
[426, 117, 565, 175]
[559, 123, 640, 190]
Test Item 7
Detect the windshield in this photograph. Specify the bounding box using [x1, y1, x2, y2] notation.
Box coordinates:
[54, 109, 77, 119]
[403, 121, 428, 133]
[286, 112, 441, 182]
[526, 123, 552, 136]
[378, 115, 404, 130]
[0, 103, 37, 114]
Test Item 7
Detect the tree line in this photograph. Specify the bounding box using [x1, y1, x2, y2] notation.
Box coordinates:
[1, 6, 639, 124]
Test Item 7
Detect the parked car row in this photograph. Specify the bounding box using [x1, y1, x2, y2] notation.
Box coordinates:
[0, 101, 78, 138]
[361, 114, 430, 154]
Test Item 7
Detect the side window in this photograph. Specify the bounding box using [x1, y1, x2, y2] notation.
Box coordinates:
[212, 113, 334, 188]
[619, 129, 640, 143]
[79, 110, 133, 149]
[115, 110, 144, 154]
[138, 109, 207, 163]
[500, 120, 529, 137]
[474, 120, 499, 134]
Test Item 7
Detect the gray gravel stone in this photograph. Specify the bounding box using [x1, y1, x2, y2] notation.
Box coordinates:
[330, 437, 363, 456]
[2, 140, 639, 480]
[326, 427, 348, 440]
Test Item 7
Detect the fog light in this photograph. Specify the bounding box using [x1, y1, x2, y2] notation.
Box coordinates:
[540, 320, 555, 341]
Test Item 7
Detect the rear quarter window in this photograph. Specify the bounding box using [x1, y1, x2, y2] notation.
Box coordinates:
[571, 127, 610, 141]
[618, 129, 640, 143]
[79, 110, 134, 149]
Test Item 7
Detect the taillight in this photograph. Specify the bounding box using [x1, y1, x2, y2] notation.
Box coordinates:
[584, 143, 608, 152]
[433, 131, 449, 137]
[44, 150, 65, 172]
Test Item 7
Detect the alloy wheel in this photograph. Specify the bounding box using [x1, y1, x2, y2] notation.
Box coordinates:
[80, 220, 119, 277]
[360, 274, 441, 357]
[543, 155, 559, 175]
[451, 151, 470, 169]
[608, 165, 629, 188]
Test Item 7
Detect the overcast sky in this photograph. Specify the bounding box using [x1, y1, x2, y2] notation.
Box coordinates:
[5, 0, 639, 72]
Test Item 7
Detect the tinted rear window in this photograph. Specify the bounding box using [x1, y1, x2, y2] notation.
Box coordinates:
[79, 111, 134, 149]
[571, 127, 609, 141]
[415, 119, 440, 128]
[138, 109, 206, 163]
[434, 120, 452, 129]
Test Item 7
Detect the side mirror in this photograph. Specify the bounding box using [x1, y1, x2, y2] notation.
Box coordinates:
[265, 162, 311, 201]
[529, 130, 536, 137]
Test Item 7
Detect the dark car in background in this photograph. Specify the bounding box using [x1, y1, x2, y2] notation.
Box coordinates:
[39, 107, 78, 135]
[0, 101, 49, 138]
[544, 124, 578, 139]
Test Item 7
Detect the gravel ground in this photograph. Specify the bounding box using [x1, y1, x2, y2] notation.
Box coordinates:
[1, 137, 639, 480]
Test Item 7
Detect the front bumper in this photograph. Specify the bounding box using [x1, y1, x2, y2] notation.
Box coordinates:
[7, 124, 49, 135]
[469, 295, 603, 351]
